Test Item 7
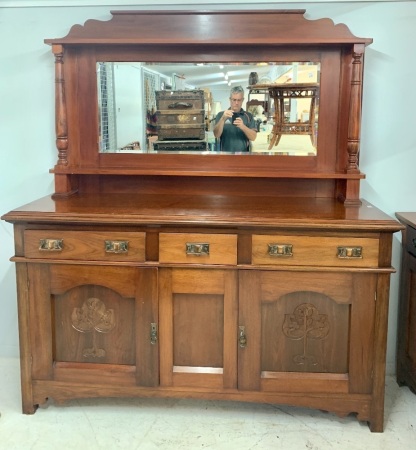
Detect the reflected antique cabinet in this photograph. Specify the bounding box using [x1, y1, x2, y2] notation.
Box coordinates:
[396, 213, 416, 393]
[2, 10, 403, 432]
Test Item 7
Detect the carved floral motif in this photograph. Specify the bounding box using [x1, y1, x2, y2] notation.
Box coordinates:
[283, 303, 329, 366]
[71, 297, 115, 358]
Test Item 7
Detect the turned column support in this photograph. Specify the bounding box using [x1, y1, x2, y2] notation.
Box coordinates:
[346, 44, 365, 174]
[52, 44, 68, 166]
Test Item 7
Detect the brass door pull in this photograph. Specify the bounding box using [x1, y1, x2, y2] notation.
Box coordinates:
[39, 239, 63, 251]
[150, 323, 158, 345]
[185, 242, 210, 256]
[268, 243, 293, 257]
[105, 240, 129, 254]
[239, 326, 247, 348]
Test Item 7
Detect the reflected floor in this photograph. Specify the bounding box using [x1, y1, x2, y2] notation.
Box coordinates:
[252, 133, 317, 155]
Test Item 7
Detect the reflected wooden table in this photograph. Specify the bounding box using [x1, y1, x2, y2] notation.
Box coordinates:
[248, 83, 319, 150]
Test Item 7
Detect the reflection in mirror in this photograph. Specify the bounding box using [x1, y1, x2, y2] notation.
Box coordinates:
[97, 62, 320, 155]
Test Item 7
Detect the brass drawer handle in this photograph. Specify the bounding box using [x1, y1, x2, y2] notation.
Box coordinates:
[337, 246, 363, 259]
[268, 243, 293, 257]
[105, 240, 129, 254]
[39, 238, 63, 251]
[185, 242, 210, 256]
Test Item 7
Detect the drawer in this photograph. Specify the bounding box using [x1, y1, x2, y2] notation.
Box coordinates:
[159, 233, 237, 265]
[24, 230, 145, 262]
[156, 123, 205, 141]
[252, 235, 379, 267]
[405, 225, 416, 257]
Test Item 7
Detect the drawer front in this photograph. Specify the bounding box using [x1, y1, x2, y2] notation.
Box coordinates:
[159, 233, 237, 265]
[156, 124, 205, 141]
[406, 225, 416, 257]
[252, 235, 379, 267]
[24, 230, 145, 262]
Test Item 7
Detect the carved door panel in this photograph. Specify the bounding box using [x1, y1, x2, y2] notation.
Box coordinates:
[28, 263, 158, 387]
[159, 268, 238, 390]
[238, 270, 376, 395]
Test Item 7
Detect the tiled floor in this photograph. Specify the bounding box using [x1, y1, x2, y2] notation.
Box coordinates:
[0, 358, 415, 449]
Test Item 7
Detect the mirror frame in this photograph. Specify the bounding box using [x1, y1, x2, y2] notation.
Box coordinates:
[45, 10, 372, 202]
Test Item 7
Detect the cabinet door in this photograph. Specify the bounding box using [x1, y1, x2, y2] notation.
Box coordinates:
[238, 270, 376, 394]
[159, 268, 238, 389]
[27, 264, 158, 387]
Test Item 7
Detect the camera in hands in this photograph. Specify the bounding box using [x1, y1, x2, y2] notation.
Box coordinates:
[232, 112, 243, 123]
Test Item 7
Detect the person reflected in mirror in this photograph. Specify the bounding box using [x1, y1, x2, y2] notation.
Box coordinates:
[213, 86, 257, 152]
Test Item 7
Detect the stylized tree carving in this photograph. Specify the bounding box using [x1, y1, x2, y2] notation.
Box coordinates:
[283, 303, 329, 366]
[71, 297, 115, 358]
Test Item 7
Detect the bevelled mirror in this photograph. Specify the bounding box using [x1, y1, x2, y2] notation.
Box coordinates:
[97, 61, 320, 156]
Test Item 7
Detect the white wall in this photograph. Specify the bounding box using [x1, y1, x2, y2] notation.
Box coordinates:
[1, 2, 415, 375]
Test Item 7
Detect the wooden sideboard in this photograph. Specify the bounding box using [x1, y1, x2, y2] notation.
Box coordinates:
[396, 212, 416, 393]
[1, 10, 403, 432]
[3, 193, 401, 432]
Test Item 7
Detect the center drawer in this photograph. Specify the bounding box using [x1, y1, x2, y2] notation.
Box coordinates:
[252, 235, 379, 267]
[24, 230, 145, 262]
[159, 233, 237, 265]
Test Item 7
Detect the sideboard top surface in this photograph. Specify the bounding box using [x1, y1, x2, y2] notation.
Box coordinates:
[2, 194, 402, 232]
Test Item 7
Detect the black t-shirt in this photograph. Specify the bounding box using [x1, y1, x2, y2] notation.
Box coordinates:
[215, 109, 256, 152]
